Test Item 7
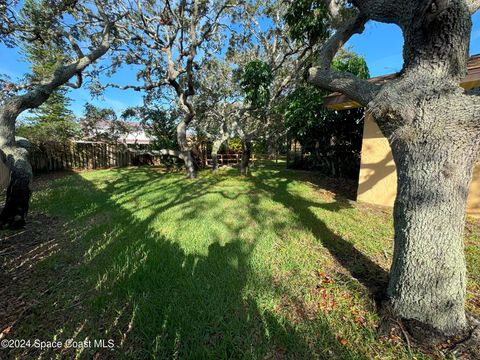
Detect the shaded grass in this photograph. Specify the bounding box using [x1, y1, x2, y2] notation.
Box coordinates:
[2, 162, 479, 359]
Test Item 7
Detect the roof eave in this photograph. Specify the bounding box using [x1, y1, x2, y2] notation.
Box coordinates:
[324, 55, 480, 110]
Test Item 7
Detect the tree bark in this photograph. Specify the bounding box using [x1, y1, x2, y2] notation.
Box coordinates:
[0, 149, 32, 229]
[0, 23, 112, 228]
[177, 120, 196, 179]
[0, 99, 34, 229]
[306, 0, 480, 341]
[384, 132, 478, 337]
[211, 139, 224, 172]
[240, 137, 252, 176]
[182, 150, 196, 179]
[367, 1, 477, 337]
[267, 138, 276, 159]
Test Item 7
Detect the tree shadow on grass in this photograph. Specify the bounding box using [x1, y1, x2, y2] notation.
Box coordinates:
[247, 168, 389, 304]
[2, 167, 366, 359]
[254, 161, 359, 201]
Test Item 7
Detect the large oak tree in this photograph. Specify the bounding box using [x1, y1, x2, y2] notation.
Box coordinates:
[0, 0, 122, 228]
[103, 0, 242, 179]
[194, 0, 313, 174]
[289, 0, 480, 342]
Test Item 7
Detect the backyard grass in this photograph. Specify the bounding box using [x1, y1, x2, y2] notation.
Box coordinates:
[1, 163, 479, 359]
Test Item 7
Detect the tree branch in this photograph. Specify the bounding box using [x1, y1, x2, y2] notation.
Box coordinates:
[271, 46, 312, 103]
[65, 72, 83, 89]
[308, 13, 380, 106]
[350, 0, 404, 24]
[468, 0, 480, 14]
[152, 149, 185, 159]
[100, 80, 169, 91]
[63, 30, 85, 58]
[2, 16, 114, 123]
[74, 22, 112, 72]
[197, 2, 234, 48]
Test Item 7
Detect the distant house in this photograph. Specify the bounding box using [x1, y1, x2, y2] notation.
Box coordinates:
[79, 119, 153, 145]
[118, 122, 153, 145]
[324, 55, 480, 218]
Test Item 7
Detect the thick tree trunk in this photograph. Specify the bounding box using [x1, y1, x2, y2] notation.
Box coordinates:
[0, 26, 111, 229]
[306, 0, 480, 344]
[386, 137, 476, 337]
[0, 150, 32, 229]
[182, 150, 196, 179]
[240, 138, 252, 176]
[366, 1, 478, 341]
[0, 102, 33, 229]
[177, 120, 196, 179]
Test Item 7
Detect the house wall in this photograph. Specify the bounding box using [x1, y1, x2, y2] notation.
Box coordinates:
[357, 115, 480, 218]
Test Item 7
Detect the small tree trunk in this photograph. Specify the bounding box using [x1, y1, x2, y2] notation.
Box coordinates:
[387, 138, 477, 337]
[177, 120, 196, 179]
[267, 138, 276, 159]
[182, 150, 196, 179]
[211, 139, 224, 172]
[286, 134, 291, 168]
[240, 137, 252, 176]
[211, 151, 218, 171]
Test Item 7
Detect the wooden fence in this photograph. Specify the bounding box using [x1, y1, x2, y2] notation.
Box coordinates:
[29, 141, 159, 173]
[205, 153, 257, 167]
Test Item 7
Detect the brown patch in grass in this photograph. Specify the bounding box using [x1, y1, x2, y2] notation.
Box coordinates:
[30, 171, 78, 192]
[293, 171, 358, 201]
[0, 213, 65, 338]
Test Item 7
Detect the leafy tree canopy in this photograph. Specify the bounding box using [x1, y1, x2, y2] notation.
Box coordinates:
[332, 49, 370, 80]
[239, 60, 274, 108]
[279, 49, 369, 178]
[282, 49, 369, 137]
[15, 0, 78, 143]
[16, 114, 80, 143]
[284, 0, 330, 45]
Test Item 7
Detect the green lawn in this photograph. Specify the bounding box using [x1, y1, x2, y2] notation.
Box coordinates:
[2, 163, 479, 359]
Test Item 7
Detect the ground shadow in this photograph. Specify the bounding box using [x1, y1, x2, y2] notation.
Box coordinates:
[1, 167, 365, 359]
[247, 167, 389, 304]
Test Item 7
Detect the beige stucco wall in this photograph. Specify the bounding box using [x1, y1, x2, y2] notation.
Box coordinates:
[357, 115, 480, 218]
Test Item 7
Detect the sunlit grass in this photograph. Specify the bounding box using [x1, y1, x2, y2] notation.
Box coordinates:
[7, 163, 479, 359]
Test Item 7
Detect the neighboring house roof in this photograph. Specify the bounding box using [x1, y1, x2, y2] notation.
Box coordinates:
[79, 119, 144, 129]
[79, 119, 153, 144]
[122, 132, 153, 144]
[124, 139, 151, 144]
[324, 54, 480, 110]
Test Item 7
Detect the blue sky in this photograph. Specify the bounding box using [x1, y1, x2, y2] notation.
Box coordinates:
[346, 11, 480, 77]
[1, 12, 479, 118]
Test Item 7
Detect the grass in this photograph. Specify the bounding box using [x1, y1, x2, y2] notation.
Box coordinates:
[2, 162, 479, 359]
